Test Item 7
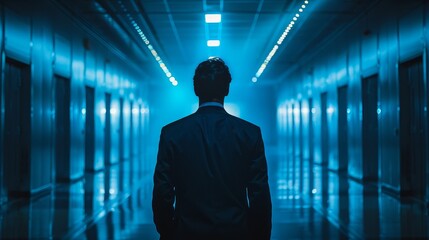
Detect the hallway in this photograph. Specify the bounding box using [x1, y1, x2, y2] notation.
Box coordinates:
[1, 147, 428, 239]
[1, 0, 429, 239]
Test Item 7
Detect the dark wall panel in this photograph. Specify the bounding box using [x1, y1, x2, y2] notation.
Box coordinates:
[378, 16, 400, 191]
[0, 0, 148, 196]
[277, 0, 427, 202]
[4, 9, 30, 64]
[31, 11, 55, 194]
[347, 39, 363, 180]
[0, 6, 3, 204]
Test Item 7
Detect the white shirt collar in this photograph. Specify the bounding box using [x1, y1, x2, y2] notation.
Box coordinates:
[199, 102, 224, 108]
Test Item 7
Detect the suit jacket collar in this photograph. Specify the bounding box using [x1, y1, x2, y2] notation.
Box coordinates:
[199, 102, 224, 108]
[196, 105, 227, 114]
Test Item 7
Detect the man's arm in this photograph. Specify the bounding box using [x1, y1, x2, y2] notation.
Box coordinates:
[152, 128, 176, 239]
[247, 128, 272, 240]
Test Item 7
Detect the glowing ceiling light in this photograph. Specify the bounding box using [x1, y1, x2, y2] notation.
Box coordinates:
[205, 14, 222, 23]
[118, 0, 177, 86]
[207, 40, 220, 47]
[253, 0, 310, 82]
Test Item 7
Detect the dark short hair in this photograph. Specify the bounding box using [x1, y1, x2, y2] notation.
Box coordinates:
[193, 57, 232, 99]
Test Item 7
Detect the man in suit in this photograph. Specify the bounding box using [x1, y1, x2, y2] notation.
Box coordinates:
[152, 57, 272, 240]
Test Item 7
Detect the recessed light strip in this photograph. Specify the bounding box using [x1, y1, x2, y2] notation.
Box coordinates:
[252, 0, 309, 83]
[205, 13, 221, 47]
[118, 1, 178, 86]
[205, 14, 222, 23]
[207, 40, 221, 47]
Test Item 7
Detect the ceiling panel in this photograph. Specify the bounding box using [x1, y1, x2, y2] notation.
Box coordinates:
[55, 0, 394, 86]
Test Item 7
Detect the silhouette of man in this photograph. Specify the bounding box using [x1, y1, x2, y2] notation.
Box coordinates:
[152, 57, 272, 240]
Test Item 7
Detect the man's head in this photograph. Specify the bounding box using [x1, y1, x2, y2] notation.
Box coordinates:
[193, 57, 232, 102]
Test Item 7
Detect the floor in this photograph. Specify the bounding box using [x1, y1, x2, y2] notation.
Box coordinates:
[0, 147, 428, 239]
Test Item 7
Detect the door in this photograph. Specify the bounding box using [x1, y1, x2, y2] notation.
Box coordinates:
[85, 86, 95, 171]
[285, 104, 291, 183]
[338, 85, 349, 173]
[291, 103, 296, 192]
[119, 97, 124, 161]
[362, 75, 379, 182]
[118, 98, 124, 191]
[104, 93, 111, 166]
[138, 103, 143, 176]
[3, 58, 31, 195]
[308, 98, 315, 196]
[320, 92, 329, 207]
[129, 101, 134, 186]
[321, 92, 329, 166]
[399, 56, 426, 199]
[298, 101, 304, 193]
[55, 75, 71, 182]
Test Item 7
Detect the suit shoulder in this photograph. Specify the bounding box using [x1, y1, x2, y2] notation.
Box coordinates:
[227, 114, 261, 132]
[162, 113, 196, 132]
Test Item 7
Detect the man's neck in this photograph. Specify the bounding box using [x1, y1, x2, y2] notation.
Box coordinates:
[199, 98, 224, 106]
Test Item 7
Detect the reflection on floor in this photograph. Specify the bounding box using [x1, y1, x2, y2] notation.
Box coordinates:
[0, 148, 428, 239]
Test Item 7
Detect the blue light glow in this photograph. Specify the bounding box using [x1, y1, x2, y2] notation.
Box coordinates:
[207, 40, 220, 47]
[118, 0, 177, 86]
[205, 14, 222, 23]
[253, 0, 310, 82]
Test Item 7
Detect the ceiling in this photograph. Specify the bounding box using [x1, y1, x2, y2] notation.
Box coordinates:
[57, 0, 379, 87]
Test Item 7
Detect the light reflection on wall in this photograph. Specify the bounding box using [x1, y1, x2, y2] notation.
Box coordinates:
[301, 107, 310, 115]
[224, 103, 240, 117]
[86, 69, 95, 81]
[277, 105, 287, 133]
[190, 102, 240, 118]
[96, 69, 104, 85]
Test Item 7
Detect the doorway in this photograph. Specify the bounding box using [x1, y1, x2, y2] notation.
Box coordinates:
[118, 98, 124, 192]
[320, 92, 329, 207]
[3, 58, 31, 195]
[337, 85, 349, 173]
[399, 56, 426, 199]
[129, 101, 134, 186]
[362, 75, 379, 182]
[321, 92, 329, 166]
[55, 75, 71, 182]
[119, 97, 124, 161]
[308, 98, 314, 195]
[85, 86, 95, 172]
[104, 93, 112, 166]
[291, 103, 296, 192]
[298, 101, 304, 193]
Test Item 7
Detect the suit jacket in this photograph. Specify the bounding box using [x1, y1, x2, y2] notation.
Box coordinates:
[152, 106, 272, 240]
